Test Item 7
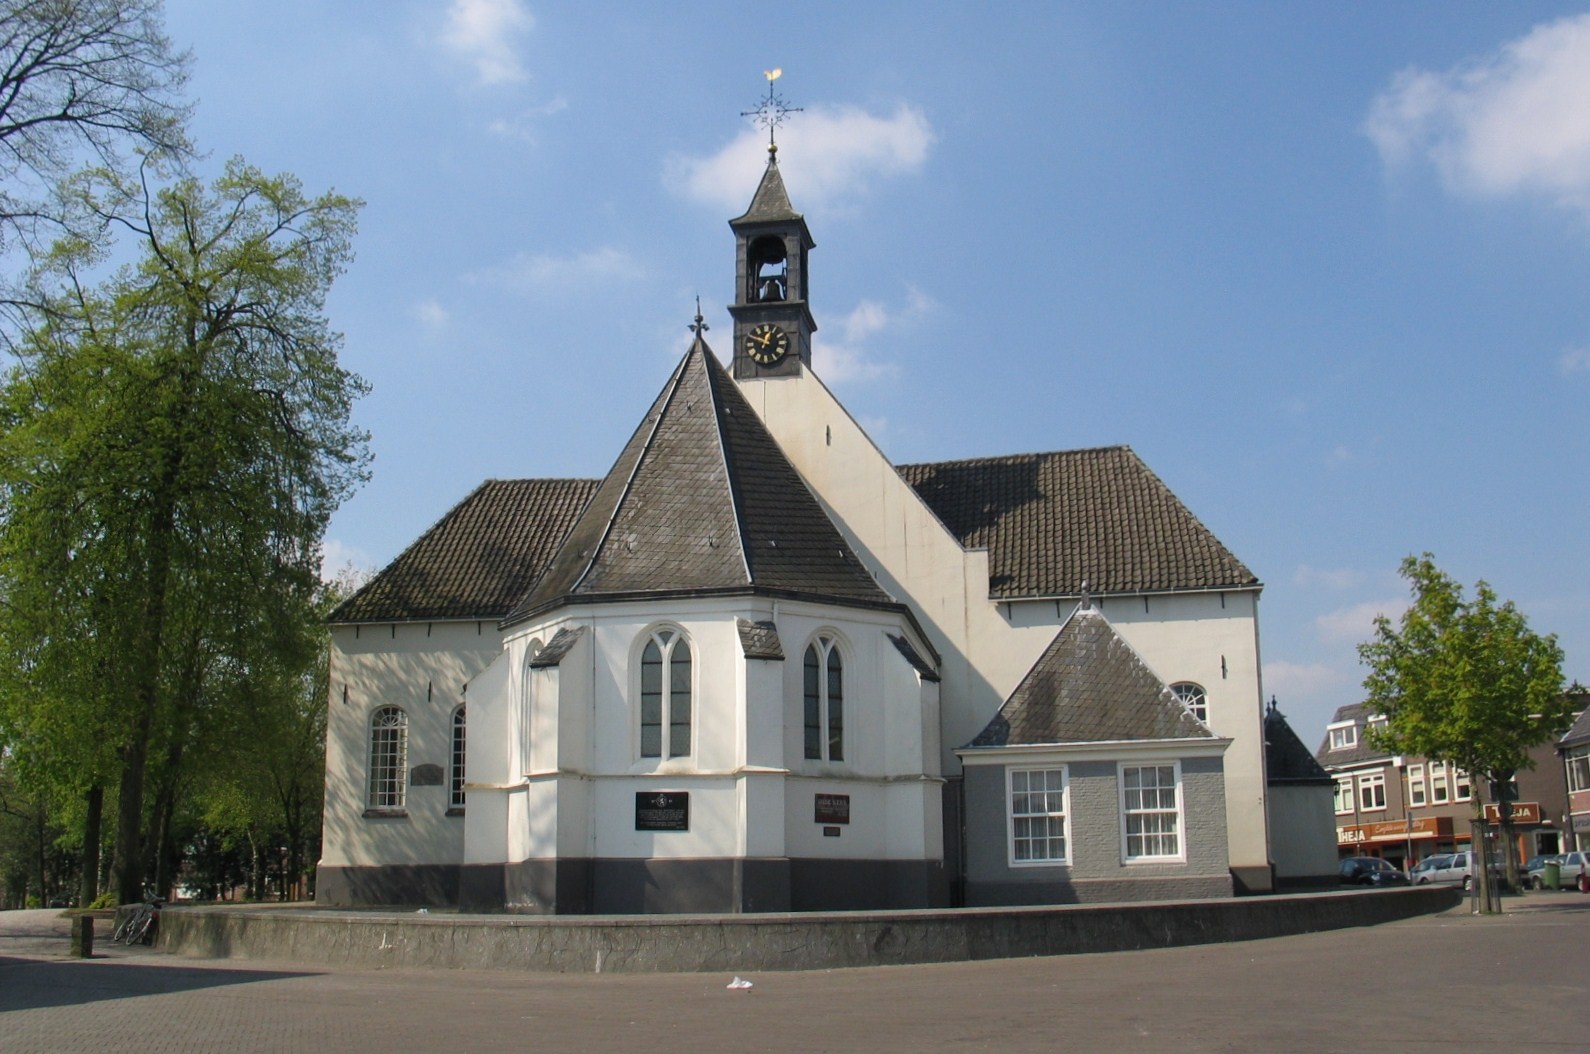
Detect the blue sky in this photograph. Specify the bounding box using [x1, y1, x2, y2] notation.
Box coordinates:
[161, 1, 1590, 744]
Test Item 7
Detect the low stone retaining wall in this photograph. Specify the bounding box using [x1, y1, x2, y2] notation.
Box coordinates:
[158, 886, 1459, 974]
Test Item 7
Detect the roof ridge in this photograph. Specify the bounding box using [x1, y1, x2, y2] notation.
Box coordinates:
[700, 341, 755, 585]
[897, 444, 1133, 470]
[566, 349, 694, 597]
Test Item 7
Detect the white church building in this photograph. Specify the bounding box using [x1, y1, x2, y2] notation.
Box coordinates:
[318, 150, 1278, 912]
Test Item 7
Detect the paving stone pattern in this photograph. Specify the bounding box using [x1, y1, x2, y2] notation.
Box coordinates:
[1, 897, 1586, 1053]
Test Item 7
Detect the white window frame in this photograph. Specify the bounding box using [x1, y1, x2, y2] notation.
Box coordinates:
[1120, 762, 1184, 862]
[1567, 748, 1590, 793]
[1329, 723, 1358, 751]
[1430, 760, 1450, 804]
[1334, 777, 1355, 815]
[450, 704, 467, 809]
[1358, 771, 1387, 812]
[1007, 767, 1070, 867]
[803, 633, 845, 762]
[1407, 763, 1427, 808]
[367, 706, 408, 810]
[638, 626, 692, 761]
[1169, 682, 1208, 723]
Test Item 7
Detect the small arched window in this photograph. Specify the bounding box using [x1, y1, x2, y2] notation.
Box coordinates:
[804, 635, 844, 761]
[640, 628, 692, 759]
[368, 706, 408, 809]
[450, 705, 467, 809]
[1170, 682, 1207, 723]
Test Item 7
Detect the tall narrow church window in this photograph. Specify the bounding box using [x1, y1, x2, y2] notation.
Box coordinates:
[450, 705, 467, 809]
[804, 635, 844, 761]
[368, 707, 408, 810]
[640, 629, 692, 759]
[521, 640, 541, 775]
[1170, 682, 1207, 723]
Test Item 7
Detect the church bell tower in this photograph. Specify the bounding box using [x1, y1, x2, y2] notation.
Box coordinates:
[729, 74, 816, 379]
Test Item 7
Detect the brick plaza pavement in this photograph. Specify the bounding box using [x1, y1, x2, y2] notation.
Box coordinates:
[1, 895, 1585, 1053]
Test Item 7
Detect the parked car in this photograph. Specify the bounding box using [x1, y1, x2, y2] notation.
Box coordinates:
[1339, 857, 1410, 887]
[1528, 850, 1590, 890]
[1409, 854, 1455, 885]
[1423, 850, 1507, 889]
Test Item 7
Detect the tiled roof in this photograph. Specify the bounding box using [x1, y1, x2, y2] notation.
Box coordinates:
[1265, 701, 1332, 784]
[898, 447, 1258, 599]
[1313, 702, 1392, 768]
[966, 608, 1213, 748]
[506, 337, 892, 624]
[331, 478, 596, 623]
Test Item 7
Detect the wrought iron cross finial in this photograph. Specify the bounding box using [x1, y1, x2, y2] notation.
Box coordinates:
[741, 68, 801, 158]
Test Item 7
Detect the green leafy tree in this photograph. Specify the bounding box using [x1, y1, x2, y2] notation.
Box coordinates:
[0, 157, 367, 902]
[1359, 554, 1570, 901]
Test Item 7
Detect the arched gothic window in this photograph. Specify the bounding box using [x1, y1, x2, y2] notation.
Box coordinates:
[368, 706, 408, 809]
[804, 635, 844, 761]
[450, 705, 467, 809]
[1170, 682, 1208, 723]
[640, 629, 692, 759]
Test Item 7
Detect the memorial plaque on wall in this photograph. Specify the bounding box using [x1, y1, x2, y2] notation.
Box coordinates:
[635, 791, 689, 831]
[814, 793, 850, 825]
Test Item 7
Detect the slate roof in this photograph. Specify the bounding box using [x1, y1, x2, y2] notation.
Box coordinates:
[898, 447, 1257, 599]
[1551, 693, 1590, 750]
[737, 619, 784, 660]
[504, 337, 893, 625]
[331, 478, 596, 623]
[966, 608, 1213, 748]
[731, 157, 801, 225]
[528, 626, 584, 669]
[1265, 701, 1332, 784]
[1313, 702, 1391, 768]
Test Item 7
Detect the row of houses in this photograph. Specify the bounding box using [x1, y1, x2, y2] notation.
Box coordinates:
[1315, 692, 1590, 870]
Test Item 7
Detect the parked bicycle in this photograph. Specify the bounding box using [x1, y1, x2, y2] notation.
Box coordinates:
[111, 898, 164, 946]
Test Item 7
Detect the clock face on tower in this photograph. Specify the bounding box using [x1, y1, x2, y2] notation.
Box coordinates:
[744, 323, 790, 366]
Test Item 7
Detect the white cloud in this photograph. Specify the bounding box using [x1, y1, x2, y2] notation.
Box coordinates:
[666, 103, 935, 213]
[1294, 565, 1365, 591]
[320, 539, 374, 583]
[486, 94, 569, 139]
[812, 289, 935, 384]
[469, 246, 643, 295]
[1560, 347, 1590, 374]
[1365, 14, 1590, 217]
[412, 298, 449, 329]
[442, 0, 534, 86]
[1316, 598, 1408, 645]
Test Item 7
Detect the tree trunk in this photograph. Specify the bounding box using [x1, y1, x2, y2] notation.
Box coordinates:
[79, 785, 102, 907]
[33, 802, 47, 906]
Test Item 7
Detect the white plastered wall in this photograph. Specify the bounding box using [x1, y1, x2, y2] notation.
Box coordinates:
[738, 369, 1270, 880]
[322, 620, 503, 870]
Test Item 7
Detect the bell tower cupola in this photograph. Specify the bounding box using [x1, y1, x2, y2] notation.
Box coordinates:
[728, 72, 816, 379]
